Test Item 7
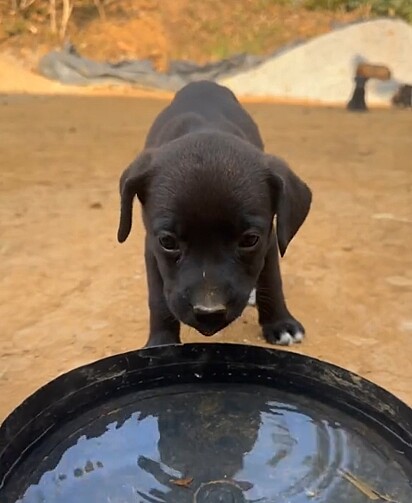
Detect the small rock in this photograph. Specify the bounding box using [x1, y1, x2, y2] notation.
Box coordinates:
[84, 460, 94, 473]
[73, 468, 83, 477]
[386, 276, 412, 288]
[399, 320, 412, 332]
[90, 202, 103, 209]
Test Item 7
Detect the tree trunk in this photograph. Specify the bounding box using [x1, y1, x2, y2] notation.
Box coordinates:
[49, 0, 57, 34]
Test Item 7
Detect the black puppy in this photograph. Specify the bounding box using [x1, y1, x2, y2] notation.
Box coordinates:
[117, 81, 312, 347]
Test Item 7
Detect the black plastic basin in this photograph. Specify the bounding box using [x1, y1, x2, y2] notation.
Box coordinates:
[0, 343, 411, 502]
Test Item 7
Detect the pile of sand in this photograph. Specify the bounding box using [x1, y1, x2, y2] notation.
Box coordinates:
[219, 19, 412, 106]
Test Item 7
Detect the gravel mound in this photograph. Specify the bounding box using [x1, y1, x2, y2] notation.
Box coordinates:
[219, 19, 412, 106]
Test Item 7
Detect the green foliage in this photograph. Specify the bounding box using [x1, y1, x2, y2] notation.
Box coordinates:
[371, 0, 412, 22]
[303, 0, 412, 22]
[3, 19, 27, 37]
[303, 0, 360, 9]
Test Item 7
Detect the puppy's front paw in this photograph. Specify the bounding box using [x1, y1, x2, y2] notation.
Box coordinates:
[262, 319, 305, 346]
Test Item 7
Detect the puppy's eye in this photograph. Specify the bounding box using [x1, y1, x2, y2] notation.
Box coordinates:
[239, 233, 260, 249]
[159, 233, 180, 252]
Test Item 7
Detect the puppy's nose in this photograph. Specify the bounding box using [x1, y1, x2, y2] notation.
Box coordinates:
[193, 303, 227, 316]
[193, 303, 227, 334]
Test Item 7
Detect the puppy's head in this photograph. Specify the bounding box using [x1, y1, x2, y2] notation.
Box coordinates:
[118, 133, 311, 336]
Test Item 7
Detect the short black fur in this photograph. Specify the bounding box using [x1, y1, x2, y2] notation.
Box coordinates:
[118, 81, 312, 347]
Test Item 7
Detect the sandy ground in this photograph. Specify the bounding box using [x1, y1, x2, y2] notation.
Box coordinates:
[0, 92, 411, 423]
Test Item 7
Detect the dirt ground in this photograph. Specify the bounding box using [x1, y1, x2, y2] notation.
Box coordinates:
[0, 93, 411, 423]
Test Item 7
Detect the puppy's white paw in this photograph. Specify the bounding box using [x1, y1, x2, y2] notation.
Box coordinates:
[262, 319, 305, 346]
[247, 288, 256, 306]
[277, 330, 304, 346]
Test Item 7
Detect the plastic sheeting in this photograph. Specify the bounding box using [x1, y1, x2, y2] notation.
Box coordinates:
[37, 43, 268, 89]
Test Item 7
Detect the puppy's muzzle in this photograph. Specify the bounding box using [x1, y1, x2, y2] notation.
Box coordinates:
[193, 302, 228, 336]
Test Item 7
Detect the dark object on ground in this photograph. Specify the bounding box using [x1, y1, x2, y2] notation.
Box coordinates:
[347, 62, 394, 112]
[392, 84, 412, 108]
[0, 343, 411, 502]
[117, 81, 312, 347]
[347, 75, 368, 112]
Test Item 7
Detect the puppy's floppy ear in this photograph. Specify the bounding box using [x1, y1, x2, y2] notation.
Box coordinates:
[117, 150, 154, 243]
[265, 155, 312, 257]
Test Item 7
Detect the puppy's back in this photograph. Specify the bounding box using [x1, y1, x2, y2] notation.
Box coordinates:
[145, 81, 264, 150]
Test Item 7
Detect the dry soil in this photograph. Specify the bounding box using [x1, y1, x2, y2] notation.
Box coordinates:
[0, 93, 411, 423]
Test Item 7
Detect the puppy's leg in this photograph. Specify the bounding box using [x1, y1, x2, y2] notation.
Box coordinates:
[256, 239, 304, 346]
[144, 248, 181, 347]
